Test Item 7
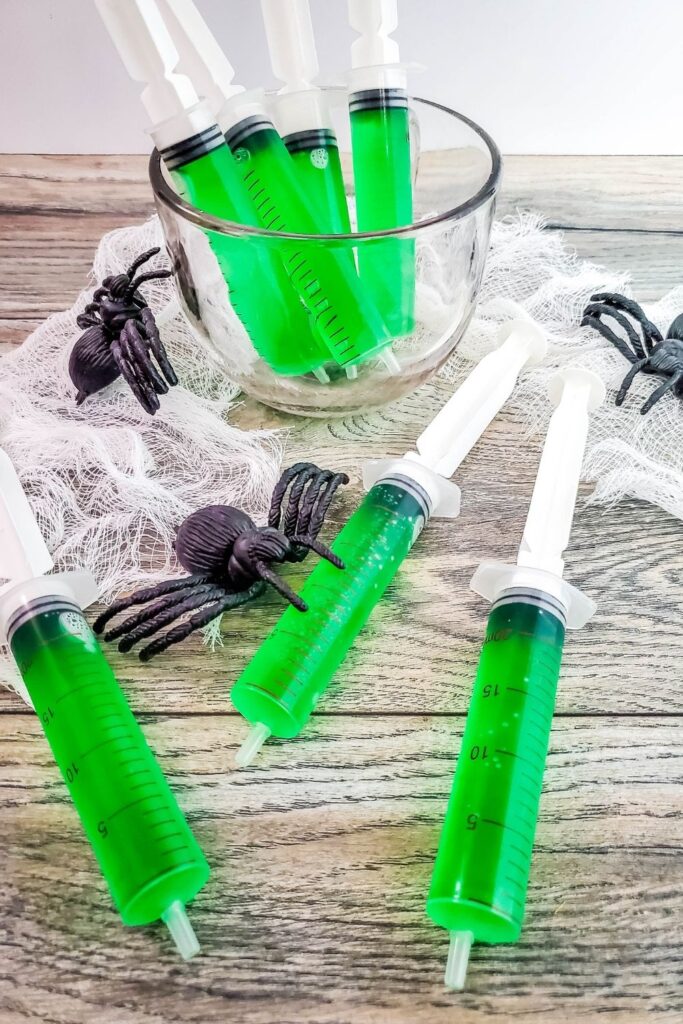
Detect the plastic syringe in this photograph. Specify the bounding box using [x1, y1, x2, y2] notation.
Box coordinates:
[230, 320, 548, 766]
[348, 0, 415, 338]
[162, 0, 395, 372]
[96, 0, 328, 380]
[0, 447, 209, 958]
[260, 0, 352, 234]
[426, 367, 606, 990]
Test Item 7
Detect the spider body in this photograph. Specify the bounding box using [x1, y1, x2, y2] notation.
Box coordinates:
[71, 247, 178, 415]
[94, 462, 350, 661]
[581, 292, 683, 414]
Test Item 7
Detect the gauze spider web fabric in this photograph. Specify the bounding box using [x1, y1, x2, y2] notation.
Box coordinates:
[2, 211, 681, 699]
[0, 218, 282, 701]
[438, 212, 683, 522]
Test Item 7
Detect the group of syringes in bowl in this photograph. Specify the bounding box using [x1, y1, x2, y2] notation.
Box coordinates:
[0, 0, 610, 996]
[104, 0, 416, 383]
[1, 309, 606, 989]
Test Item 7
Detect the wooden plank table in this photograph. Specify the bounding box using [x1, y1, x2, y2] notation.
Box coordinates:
[0, 155, 681, 1023]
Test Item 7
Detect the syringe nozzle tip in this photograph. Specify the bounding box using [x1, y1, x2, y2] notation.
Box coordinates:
[234, 722, 271, 768]
[444, 930, 473, 991]
[379, 347, 401, 376]
[162, 900, 200, 961]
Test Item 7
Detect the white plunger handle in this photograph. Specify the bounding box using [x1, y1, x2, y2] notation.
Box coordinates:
[0, 448, 53, 585]
[261, 0, 319, 90]
[348, 0, 400, 67]
[96, 0, 199, 124]
[518, 368, 606, 578]
[415, 320, 547, 480]
[162, 0, 239, 102]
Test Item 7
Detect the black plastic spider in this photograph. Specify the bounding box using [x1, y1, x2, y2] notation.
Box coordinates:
[71, 247, 178, 415]
[93, 462, 349, 661]
[581, 292, 683, 414]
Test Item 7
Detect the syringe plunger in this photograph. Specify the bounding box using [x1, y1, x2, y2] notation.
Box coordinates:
[95, 0, 199, 125]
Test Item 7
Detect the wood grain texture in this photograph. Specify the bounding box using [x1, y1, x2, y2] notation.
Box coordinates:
[1, 716, 682, 1024]
[0, 155, 681, 1023]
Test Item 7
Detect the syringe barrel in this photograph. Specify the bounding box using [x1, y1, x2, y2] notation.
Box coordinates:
[427, 592, 565, 944]
[283, 129, 352, 235]
[231, 479, 428, 737]
[349, 89, 415, 338]
[225, 120, 392, 367]
[9, 595, 209, 927]
[157, 130, 328, 376]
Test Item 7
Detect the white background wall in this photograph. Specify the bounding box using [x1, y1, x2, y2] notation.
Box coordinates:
[1, 0, 681, 155]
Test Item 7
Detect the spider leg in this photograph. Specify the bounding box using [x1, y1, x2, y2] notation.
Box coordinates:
[283, 467, 324, 538]
[76, 314, 102, 329]
[291, 471, 342, 539]
[289, 534, 345, 569]
[125, 269, 173, 302]
[581, 310, 638, 364]
[305, 472, 349, 541]
[140, 307, 179, 387]
[126, 247, 161, 280]
[615, 358, 649, 406]
[102, 581, 219, 643]
[93, 574, 209, 633]
[138, 582, 265, 661]
[254, 559, 307, 612]
[590, 292, 663, 352]
[268, 463, 320, 529]
[123, 320, 169, 395]
[640, 370, 683, 415]
[111, 335, 160, 415]
[582, 302, 645, 360]
[117, 584, 228, 653]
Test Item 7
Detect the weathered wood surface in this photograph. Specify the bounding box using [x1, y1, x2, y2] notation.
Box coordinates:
[0, 155, 681, 1022]
[1, 716, 681, 1024]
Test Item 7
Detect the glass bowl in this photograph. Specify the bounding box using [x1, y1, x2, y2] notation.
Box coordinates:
[150, 90, 501, 417]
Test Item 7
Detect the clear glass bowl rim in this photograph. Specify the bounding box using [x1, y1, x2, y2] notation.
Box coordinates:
[149, 94, 502, 243]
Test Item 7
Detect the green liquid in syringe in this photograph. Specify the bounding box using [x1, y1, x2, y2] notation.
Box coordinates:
[10, 597, 209, 953]
[228, 122, 391, 368]
[350, 94, 415, 338]
[231, 481, 425, 740]
[427, 597, 565, 960]
[284, 133, 352, 234]
[169, 141, 328, 377]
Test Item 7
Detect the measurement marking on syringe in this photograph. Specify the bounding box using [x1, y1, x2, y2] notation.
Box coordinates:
[525, 705, 553, 728]
[481, 817, 529, 842]
[54, 677, 108, 705]
[105, 794, 159, 823]
[494, 748, 536, 767]
[506, 856, 529, 876]
[515, 781, 541, 806]
[509, 839, 532, 856]
[126, 774, 160, 789]
[78, 736, 137, 763]
[504, 874, 527, 894]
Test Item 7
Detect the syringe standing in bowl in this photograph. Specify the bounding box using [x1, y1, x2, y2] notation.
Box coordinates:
[426, 367, 606, 990]
[0, 448, 210, 958]
[260, 0, 352, 235]
[348, 0, 415, 338]
[161, 0, 396, 373]
[230, 320, 548, 766]
[97, 0, 330, 380]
